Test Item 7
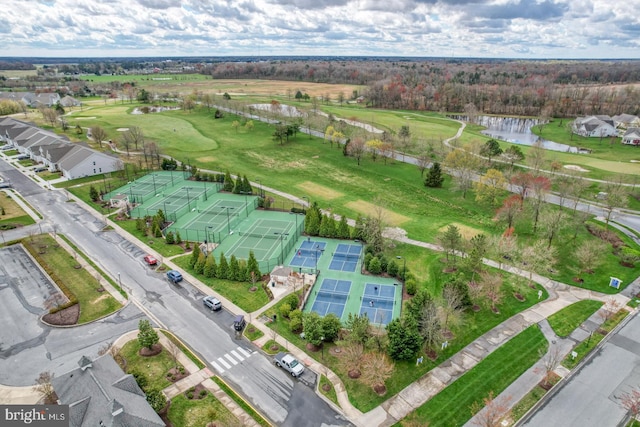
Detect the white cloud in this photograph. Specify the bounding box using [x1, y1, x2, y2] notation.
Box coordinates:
[0, 0, 637, 57]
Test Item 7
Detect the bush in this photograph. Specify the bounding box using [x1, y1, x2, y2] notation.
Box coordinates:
[368, 257, 382, 274]
[131, 371, 148, 391]
[279, 304, 292, 319]
[405, 279, 417, 295]
[146, 389, 167, 412]
[289, 309, 303, 333]
[285, 293, 299, 311]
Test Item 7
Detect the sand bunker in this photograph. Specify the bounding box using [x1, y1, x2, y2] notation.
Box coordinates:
[116, 128, 129, 132]
[563, 165, 589, 172]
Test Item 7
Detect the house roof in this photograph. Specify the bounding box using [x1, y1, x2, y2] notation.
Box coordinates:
[52, 354, 164, 427]
[623, 127, 640, 138]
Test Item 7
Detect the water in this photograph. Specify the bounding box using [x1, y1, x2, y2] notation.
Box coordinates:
[454, 115, 582, 153]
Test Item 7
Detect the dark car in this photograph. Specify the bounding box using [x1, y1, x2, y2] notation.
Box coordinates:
[203, 296, 222, 311]
[233, 314, 246, 331]
[166, 270, 183, 283]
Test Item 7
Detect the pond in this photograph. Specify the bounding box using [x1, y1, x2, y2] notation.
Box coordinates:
[452, 115, 584, 153]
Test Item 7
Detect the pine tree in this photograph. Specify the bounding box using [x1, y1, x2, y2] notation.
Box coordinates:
[337, 215, 350, 239]
[175, 231, 182, 244]
[89, 186, 99, 202]
[319, 214, 330, 237]
[229, 255, 240, 281]
[217, 252, 229, 279]
[137, 319, 159, 350]
[237, 259, 249, 282]
[190, 242, 201, 268]
[242, 175, 252, 193]
[247, 251, 261, 280]
[326, 215, 337, 238]
[195, 253, 206, 275]
[233, 173, 242, 194]
[353, 215, 365, 240]
[204, 254, 217, 278]
[305, 207, 321, 236]
[223, 171, 234, 192]
[425, 162, 444, 188]
[165, 231, 175, 244]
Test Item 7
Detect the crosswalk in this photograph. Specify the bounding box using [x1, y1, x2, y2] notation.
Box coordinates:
[210, 346, 253, 373]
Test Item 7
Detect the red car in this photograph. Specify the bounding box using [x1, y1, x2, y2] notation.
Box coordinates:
[143, 255, 158, 266]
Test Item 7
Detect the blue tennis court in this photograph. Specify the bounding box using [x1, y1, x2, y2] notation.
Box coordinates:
[360, 283, 396, 325]
[329, 243, 362, 272]
[310, 278, 351, 318]
[289, 241, 326, 268]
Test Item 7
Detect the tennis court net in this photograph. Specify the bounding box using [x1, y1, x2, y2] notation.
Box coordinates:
[238, 231, 285, 240]
[331, 252, 360, 261]
[316, 290, 349, 302]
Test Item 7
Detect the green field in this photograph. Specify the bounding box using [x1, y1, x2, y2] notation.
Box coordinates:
[547, 300, 604, 337]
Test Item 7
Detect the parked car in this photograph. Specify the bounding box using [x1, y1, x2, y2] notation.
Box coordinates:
[143, 255, 158, 266]
[166, 270, 183, 283]
[16, 154, 29, 160]
[233, 314, 246, 331]
[203, 296, 222, 311]
[33, 166, 46, 173]
[274, 352, 305, 377]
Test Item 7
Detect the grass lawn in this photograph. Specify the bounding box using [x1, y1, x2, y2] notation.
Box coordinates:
[0, 191, 35, 229]
[172, 254, 270, 312]
[26, 235, 121, 323]
[116, 219, 187, 258]
[397, 325, 547, 427]
[119, 340, 180, 392]
[319, 374, 339, 407]
[547, 300, 604, 337]
[261, 339, 285, 355]
[167, 393, 239, 427]
[244, 323, 264, 341]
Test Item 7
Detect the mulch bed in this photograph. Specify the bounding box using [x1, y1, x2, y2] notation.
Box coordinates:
[185, 383, 209, 400]
[42, 304, 80, 325]
[348, 369, 361, 379]
[572, 277, 584, 283]
[139, 343, 163, 357]
[166, 367, 189, 383]
[514, 292, 526, 301]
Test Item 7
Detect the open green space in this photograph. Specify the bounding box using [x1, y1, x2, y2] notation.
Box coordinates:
[167, 393, 239, 427]
[26, 234, 120, 323]
[547, 300, 603, 337]
[397, 325, 547, 427]
[119, 340, 178, 392]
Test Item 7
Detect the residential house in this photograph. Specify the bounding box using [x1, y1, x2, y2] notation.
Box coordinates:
[572, 115, 618, 138]
[622, 128, 640, 146]
[612, 114, 640, 130]
[0, 117, 122, 178]
[0, 92, 60, 108]
[60, 95, 81, 108]
[52, 354, 165, 427]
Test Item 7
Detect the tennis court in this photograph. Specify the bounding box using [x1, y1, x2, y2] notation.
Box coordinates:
[328, 243, 362, 272]
[224, 218, 298, 264]
[359, 283, 396, 326]
[289, 240, 326, 269]
[181, 199, 247, 242]
[310, 278, 352, 318]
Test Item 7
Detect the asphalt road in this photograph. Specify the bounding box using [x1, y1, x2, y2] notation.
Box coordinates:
[0, 159, 350, 426]
[523, 312, 640, 427]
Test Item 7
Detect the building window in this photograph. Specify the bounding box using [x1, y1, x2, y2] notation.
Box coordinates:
[93, 161, 96, 165]
[99, 168, 102, 172]
[93, 169, 96, 173]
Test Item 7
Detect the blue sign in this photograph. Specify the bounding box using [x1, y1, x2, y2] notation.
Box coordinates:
[609, 277, 622, 289]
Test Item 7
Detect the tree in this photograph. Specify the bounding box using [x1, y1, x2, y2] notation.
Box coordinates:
[477, 271, 504, 311]
[602, 180, 629, 226]
[528, 175, 552, 233]
[418, 298, 442, 350]
[495, 195, 523, 230]
[444, 148, 480, 198]
[539, 346, 562, 388]
[122, 126, 144, 151]
[223, 171, 234, 192]
[302, 311, 324, 347]
[321, 314, 342, 342]
[424, 162, 444, 188]
[474, 169, 507, 207]
[89, 185, 99, 202]
[366, 139, 383, 162]
[386, 317, 422, 360]
[190, 241, 201, 268]
[146, 389, 167, 413]
[344, 313, 371, 350]
[90, 126, 108, 148]
[575, 240, 606, 275]
[470, 391, 511, 427]
[465, 234, 488, 280]
[538, 208, 567, 248]
[500, 145, 525, 168]
[204, 253, 218, 278]
[338, 342, 364, 377]
[40, 107, 58, 127]
[620, 387, 640, 421]
[440, 284, 466, 330]
[273, 124, 289, 145]
[217, 252, 229, 279]
[480, 139, 503, 162]
[438, 224, 462, 265]
[247, 250, 261, 281]
[33, 371, 56, 403]
[398, 125, 411, 160]
[137, 319, 159, 350]
[232, 120, 240, 132]
[599, 297, 622, 323]
[228, 255, 240, 281]
[337, 215, 350, 239]
[368, 256, 382, 274]
[520, 239, 557, 285]
[510, 172, 534, 202]
[361, 352, 394, 393]
[527, 140, 546, 174]
[347, 137, 366, 165]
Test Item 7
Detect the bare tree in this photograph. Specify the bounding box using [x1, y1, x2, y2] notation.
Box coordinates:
[337, 342, 364, 377]
[440, 285, 465, 331]
[360, 352, 394, 392]
[538, 346, 563, 388]
[470, 391, 512, 427]
[445, 147, 480, 198]
[122, 126, 144, 151]
[347, 137, 366, 165]
[477, 271, 504, 311]
[527, 140, 546, 174]
[602, 179, 629, 227]
[89, 126, 107, 148]
[575, 240, 607, 275]
[538, 208, 567, 248]
[620, 387, 640, 421]
[599, 297, 622, 323]
[33, 371, 56, 403]
[419, 299, 443, 350]
[40, 107, 58, 127]
[520, 239, 557, 285]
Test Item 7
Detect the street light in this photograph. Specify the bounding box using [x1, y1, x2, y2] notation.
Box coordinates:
[186, 187, 191, 211]
[223, 207, 234, 234]
[117, 272, 122, 288]
[274, 232, 289, 264]
[396, 255, 406, 282]
[256, 180, 263, 198]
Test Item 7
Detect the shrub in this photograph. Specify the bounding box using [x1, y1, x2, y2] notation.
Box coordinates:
[130, 371, 148, 391]
[405, 278, 417, 295]
[146, 389, 167, 412]
[199, 390, 207, 398]
[285, 293, 299, 310]
[368, 257, 382, 274]
[289, 309, 303, 333]
[279, 304, 291, 319]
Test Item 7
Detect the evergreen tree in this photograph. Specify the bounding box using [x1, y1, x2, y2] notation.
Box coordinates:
[387, 259, 399, 277]
[217, 252, 229, 279]
[233, 173, 242, 194]
[175, 231, 182, 244]
[337, 215, 350, 239]
[237, 259, 249, 282]
[305, 207, 321, 236]
[386, 317, 422, 361]
[229, 255, 240, 281]
[190, 242, 201, 268]
[89, 186, 99, 202]
[156, 209, 165, 225]
[165, 231, 175, 244]
[368, 256, 382, 274]
[425, 162, 444, 188]
[204, 254, 217, 278]
[153, 223, 162, 238]
[223, 171, 234, 192]
[135, 217, 146, 232]
[242, 175, 252, 193]
[325, 215, 337, 237]
[319, 214, 330, 237]
[247, 251, 261, 280]
[137, 319, 159, 350]
[194, 253, 206, 274]
[353, 215, 365, 240]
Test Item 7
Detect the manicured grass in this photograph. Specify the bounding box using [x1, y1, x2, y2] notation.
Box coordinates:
[26, 235, 121, 323]
[510, 384, 548, 422]
[261, 339, 285, 355]
[319, 374, 339, 407]
[0, 191, 35, 228]
[119, 340, 178, 392]
[398, 325, 547, 427]
[562, 309, 629, 370]
[116, 219, 187, 257]
[167, 393, 239, 427]
[244, 323, 264, 341]
[172, 254, 269, 312]
[211, 376, 271, 427]
[160, 330, 205, 369]
[547, 300, 603, 337]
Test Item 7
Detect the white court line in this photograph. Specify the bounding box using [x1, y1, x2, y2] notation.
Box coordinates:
[217, 357, 231, 369]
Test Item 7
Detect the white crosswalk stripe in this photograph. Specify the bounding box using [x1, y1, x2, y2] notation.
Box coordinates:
[210, 347, 254, 373]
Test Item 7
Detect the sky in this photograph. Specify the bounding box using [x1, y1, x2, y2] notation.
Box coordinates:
[0, 0, 638, 59]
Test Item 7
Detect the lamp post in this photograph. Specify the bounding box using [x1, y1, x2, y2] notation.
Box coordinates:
[256, 180, 263, 198]
[321, 336, 325, 361]
[396, 255, 406, 282]
[117, 272, 122, 288]
[186, 187, 191, 211]
[274, 232, 289, 264]
[152, 174, 157, 194]
[223, 207, 234, 234]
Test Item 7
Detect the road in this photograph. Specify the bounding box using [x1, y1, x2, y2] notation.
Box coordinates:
[0, 159, 350, 427]
[523, 312, 640, 427]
